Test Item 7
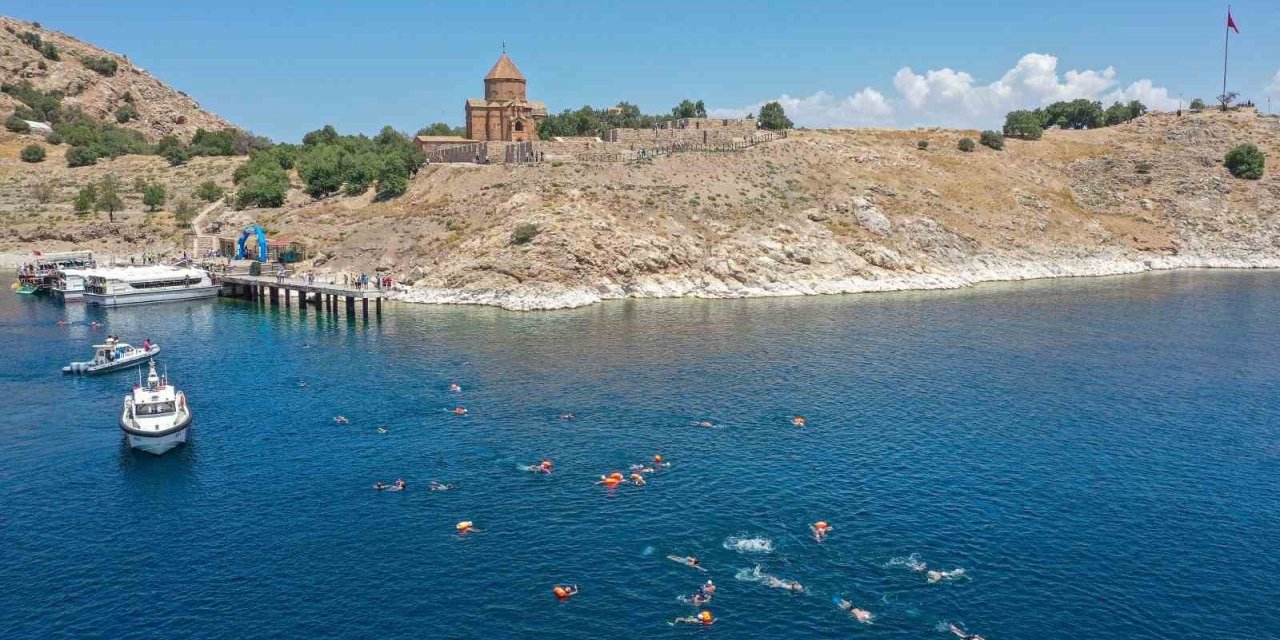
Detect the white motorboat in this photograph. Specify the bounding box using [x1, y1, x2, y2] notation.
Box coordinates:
[63, 338, 159, 374]
[83, 266, 219, 307]
[120, 359, 192, 455]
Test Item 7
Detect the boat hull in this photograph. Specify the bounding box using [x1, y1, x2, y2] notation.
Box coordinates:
[64, 347, 160, 375]
[85, 285, 220, 307]
[120, 412, 192, 455]
[125, 427, 189, 455]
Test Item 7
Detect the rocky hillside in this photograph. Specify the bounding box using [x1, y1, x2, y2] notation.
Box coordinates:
[223, 108, 1280, 309]
[0, 15, 232, 141]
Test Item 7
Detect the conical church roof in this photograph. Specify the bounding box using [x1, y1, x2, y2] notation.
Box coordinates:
[485, 53, 525, 81]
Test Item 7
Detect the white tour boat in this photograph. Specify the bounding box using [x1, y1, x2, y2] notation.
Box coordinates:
[63, 338, 159, 374]
[83, 266, 219, 307]
[51, 268, 92, 301]
[120, 359, 192, 455]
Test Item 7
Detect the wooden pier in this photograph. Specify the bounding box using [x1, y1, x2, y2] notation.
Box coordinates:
[217, 274, 386, 320]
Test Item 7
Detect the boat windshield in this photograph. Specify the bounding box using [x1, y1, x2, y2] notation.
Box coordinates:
[136, 401, 176, 415]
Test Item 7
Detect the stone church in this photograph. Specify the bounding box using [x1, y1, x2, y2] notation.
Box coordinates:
[465, 53, 547, 142]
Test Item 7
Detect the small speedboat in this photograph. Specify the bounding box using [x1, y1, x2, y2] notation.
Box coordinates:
[63, 339, 159, 374]
[120, 359, 191, 455]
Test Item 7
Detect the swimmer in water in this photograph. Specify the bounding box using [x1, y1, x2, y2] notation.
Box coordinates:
[792, 415, 807, 427]
[651, 454, 669, 469]
[534, 460, 553, 474]
[927, 568, 966, 583]
[552, 584, 578, 600]
[811, 521, 832, 542]
[630, 473, 646, 486]
[452, 407, 467, 415]
[56, 319, 66, 326]
[377, 427, 387, 434]
[449, 382, 462, 392]
[948, 623, 985, 639]
[595, 474, 627, 487]
[560, 413, 575, 420]
[669, 611, 715, 626]
[836, 598, 874, 624]
[373, 481, 387, 490]
[429, 481, 455, 491]
[765, 576, 805, 593]
[668, 555, 706, 571]
[629, 464, 655, 474]
[298, 380, 308, 388]
[394, 479, 406, 490]
[333, 416, 349, 424]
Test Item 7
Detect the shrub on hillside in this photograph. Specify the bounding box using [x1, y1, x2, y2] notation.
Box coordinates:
[142, 182, 166, 211]
[40, 42, 58, 61]
[979, 130, 1004, 150]
[1189, 98, 1206, 111]
[73, 184, 96, 214]
[5, 113, 30, 133]
[66, 145, 98, 167]
[156, 136, 191, 166]
[17, 30, 41, 50]
[235, 169, 289, 209]
[1224, 144, 1265, 180]
[511, 223, 539, 245]
[958, 138, 975, 152]
[2, 81, 62, 122]
[82, 56, 118, 76]
[195, 180, 226, 202]
[114, 103, 138, 123]
[174, 199, 196, 228]
[20, 144, 45, 163]
[32, 181, 56, 203]
[917, 140, 929, 150]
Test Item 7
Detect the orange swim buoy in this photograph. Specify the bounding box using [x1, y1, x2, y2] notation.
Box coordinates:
[609, 472, 623, 481]
[603, 477, 620, 487]
[552, 585, 570, 599]
[455, 520, 473, 533]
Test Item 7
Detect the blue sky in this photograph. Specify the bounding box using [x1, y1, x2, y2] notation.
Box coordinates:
[6, 1, 1278, 140]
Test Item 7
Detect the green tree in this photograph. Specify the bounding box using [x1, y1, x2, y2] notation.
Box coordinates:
[66, 145, 97, 167]
[979, 130, 1005, 150]
[416, 122, 465, 137]
[672, 99, 701, 119]
[298, 144, 344, 198]
[142, 182, 166, 211]
[1041, 99, 1104, 129]
[155, 135, 191, 166]
[1224, 143, 1265, 179]
[20, 144, 46, 162]
[235, 171, 289, 209]
[73, 184, 96, 214]
[115, 103, 138, 123]
[1126, 100, 1147, 121]
[958, 138, 975, 152]
[95, 174, 123, 219]
[195, 180, 226, 202]
[5, 113, 30, 133]
[1189, 98, 1206, 111]
[1003, 110, 1044, 139]
[174, 198, 196, 228]
[758, 101, 793, 131]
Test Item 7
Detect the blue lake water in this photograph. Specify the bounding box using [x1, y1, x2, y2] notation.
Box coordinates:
[2, 272, 1279, 639]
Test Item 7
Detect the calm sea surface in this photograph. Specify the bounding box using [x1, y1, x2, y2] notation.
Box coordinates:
[2, 272, 1279, 639]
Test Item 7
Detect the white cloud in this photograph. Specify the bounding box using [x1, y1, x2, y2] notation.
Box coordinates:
[713, 53, 1177, 129]
[1266, 70, 1280, 96]
[709, 88, 893, 126]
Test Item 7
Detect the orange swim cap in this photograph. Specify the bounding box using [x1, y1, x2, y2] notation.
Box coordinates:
[653, 454, 663, 463]
[455, 521, 473, 532]
[609, 472, 623, 481]
[699, 610, 713, 623]
[816, 521, 829, 529]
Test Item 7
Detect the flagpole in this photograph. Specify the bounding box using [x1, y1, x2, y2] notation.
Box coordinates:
[1222, 5, 1230, 111]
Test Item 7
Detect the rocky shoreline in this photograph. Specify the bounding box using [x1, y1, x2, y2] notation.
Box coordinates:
[391, 252, 1280, 311]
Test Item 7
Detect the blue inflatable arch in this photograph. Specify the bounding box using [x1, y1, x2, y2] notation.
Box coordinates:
[236, 226, 269, 262]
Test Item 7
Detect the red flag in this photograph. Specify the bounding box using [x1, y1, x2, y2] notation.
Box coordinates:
[1227, 9, 1239, 34]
